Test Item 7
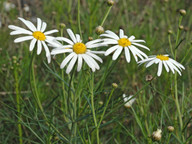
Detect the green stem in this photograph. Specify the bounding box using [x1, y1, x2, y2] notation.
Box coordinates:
[98, 88, 115, 128]
[60, 27, 68, 120]
[166, 133, 172, 144]
[181, 44, 192, 63]
[29, 51, 69, 142]
[175, 16, 183, 59]
[14, 62, 23, 144]
[100, 6, 112, 26]
[90, 73, 99, 144]
[168, 35, 174, 57]
[78, 0, 82, 39]
[174, 73, 183, 130]
[173, 15, 184, 142]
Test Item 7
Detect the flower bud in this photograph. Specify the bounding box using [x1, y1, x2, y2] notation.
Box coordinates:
[168, 30, 173, 35]
[88, 37, 93, 41]
[179, 9, 186, 16]
[167, 126, 174, 132]
[112, 83, 118, 88]
[12, 56, 17, 60]
[95, 26, 104, 35]
[179, 25, 184, 30]
[152, 129, 162, 141]
[99, 101, 103, 105]
[107, 0, 114, 6]
[59, 23, 66, 29]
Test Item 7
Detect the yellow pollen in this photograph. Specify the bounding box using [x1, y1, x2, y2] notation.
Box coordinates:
[73, 43, 86, 54]
[156, 55, 169, 61]
[118, 38, 131, 47]
[33, 31, 46, 41]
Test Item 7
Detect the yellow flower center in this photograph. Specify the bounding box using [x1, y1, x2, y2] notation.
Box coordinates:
[156, 55, 169, 61]
[73, 43, 87, 54]
[33, 31, 46, 41]
[118, 38, 131, 47]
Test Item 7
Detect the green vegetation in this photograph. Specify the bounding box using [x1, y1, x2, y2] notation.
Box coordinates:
[0, 0, 191, 143]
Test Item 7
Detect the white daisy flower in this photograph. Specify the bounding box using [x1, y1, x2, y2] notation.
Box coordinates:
[123, 94, 136, 108]
[138, 54, 185, 76]
[50, 29, 105, 74]
[100, 29, 150, 63]
[8, 17, 58, 63]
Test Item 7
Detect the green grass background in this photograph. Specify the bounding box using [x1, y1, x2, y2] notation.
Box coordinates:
[0, 0, 192, 143]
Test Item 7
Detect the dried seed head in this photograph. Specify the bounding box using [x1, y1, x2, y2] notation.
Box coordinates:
[152, 129, 162, 141]
[145, 75, 153, 82]
[179, 9, 186, 16]
[95, 26, 104, 35]
[167, 126, 174, 132]
[168, 30, 173, 35]
[179, 25, 184, 30]
[107, 0, 114, 6]
[112, 83, 118, 88]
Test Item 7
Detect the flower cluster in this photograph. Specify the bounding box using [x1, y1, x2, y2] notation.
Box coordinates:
[8, 17, 185, 76]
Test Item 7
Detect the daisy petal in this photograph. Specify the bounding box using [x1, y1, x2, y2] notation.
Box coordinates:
[119, 29, 124, 38]
[169, 59, 185, 70]
[51, 49, 73, 55]
[129, 46, 138, 62]
[76, 34, 81, 42]
[66, 54, 77, 74]
[131, 40, 145, 43]
[86, 52, 103, 63]
[67, 29, 77, 43]
[60, 52, 76, 69]
[166, 61, 175, 74]
[163, 61, 169, 72]
[86, 55, 100, 70]
[77, 55, 83, 72]
[86, 39, 104, 46]
[100, 34, 119, 40]
[56, 37, 74, 45]
[90, 51, 105, 54]
[129, 36, 135, 41]
[146, 58, 157, 68]
[105, 30, 119, 39]
[112, 46, 123, 60]
[42, 41, 50, 57]
[131, 45, 148, 58]
[47, 55, 51, 63]
[124, 47, 131, 63]
[41, 22, 47, 32]
[14, 36, 33, 43]
[105, 45, 119, 56]
[37, 18, 42, 31]
[44, 29, 58, 35]
[86, 43, 107, 48]
[37, 40, 42, 55]
[29, 38, 37, 51]
[18, 17, 37, 32]
[82, 54, 95, 72]
[132, 42, 150, 50]
[157, 61, 163, 76]
[167, 60, 181, 75]
[10, 29, 32, 35]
